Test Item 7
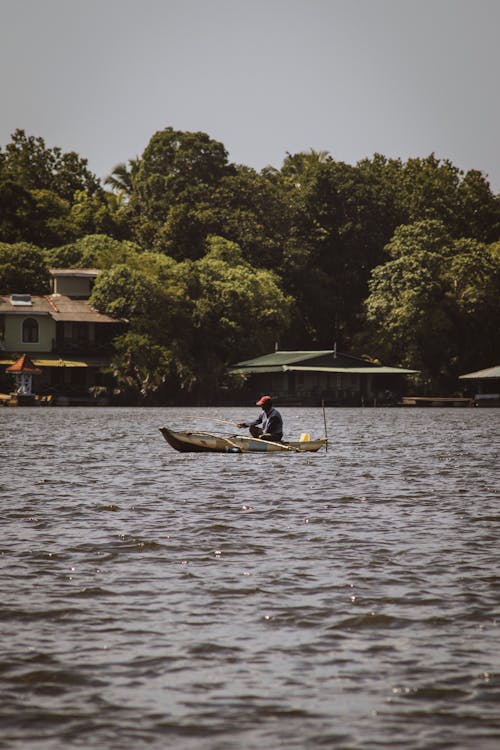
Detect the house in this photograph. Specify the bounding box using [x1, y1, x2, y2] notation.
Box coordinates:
[0, 268, 125, 404]
[228, 349, 418, 405]
[459, 365, 500, 407]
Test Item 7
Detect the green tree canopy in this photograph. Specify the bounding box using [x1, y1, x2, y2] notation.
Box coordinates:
[45, 234, 143, 269]
[364, 220, 500, 388]
[129, 127, 234, 247]
[0, 131, 129, 247]
[0, 129, 100, 200]
[0, 242, 50, 295]
[90, 236, 292, 402]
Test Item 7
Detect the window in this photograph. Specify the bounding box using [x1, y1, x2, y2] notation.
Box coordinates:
[72, 322, 89, 343]
[22, 317, 39, 343]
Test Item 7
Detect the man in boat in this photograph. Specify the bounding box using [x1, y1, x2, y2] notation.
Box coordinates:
[237, 395, 283, 442]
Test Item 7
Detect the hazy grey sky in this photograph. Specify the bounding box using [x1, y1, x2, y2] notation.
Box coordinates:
[2, 0, 500, 189]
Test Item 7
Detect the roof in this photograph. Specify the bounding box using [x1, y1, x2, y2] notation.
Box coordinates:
[5, 353, 41, 373]
[232, 350, 375, 368]
[285, 365, 419, 374]
[0, 296, 51, 314]
[49, 268, 100, 278]
[0, 355, 108, 368]
[0, 294, 124, 323]
[48, 295, 124, 323]
[229, 350, 418, 375]
[459, 365, 500, 380]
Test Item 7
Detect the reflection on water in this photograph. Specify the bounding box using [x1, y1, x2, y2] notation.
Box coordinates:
[1, 407, 499, 749]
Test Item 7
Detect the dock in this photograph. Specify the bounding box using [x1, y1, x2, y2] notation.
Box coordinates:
[400, 396, 475, 407]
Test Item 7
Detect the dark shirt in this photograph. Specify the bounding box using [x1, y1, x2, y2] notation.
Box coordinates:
[244, 406, 283, 439]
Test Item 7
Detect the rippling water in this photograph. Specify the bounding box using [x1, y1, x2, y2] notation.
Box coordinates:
[1, 406, 499, 749]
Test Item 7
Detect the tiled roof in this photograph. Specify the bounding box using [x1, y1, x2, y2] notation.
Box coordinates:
[0, 294, 124, 323]
[0, 296, 51, 314]
[0, 355, 108, 368]
[48, 295, 124, 323]
[5, 354, 41, 373]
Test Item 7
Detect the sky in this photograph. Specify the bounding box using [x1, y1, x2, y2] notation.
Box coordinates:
[2, 0, 500, 190]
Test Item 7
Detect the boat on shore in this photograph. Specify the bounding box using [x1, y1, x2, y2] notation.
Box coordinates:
[159, 427, 327, 453]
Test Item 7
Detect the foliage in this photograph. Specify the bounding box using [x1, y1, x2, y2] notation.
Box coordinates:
[104, 159, 139, 198]
[0, 180, 37, 243]
[106, 332, 177, 402]
[45, 235, 142, 269]
[90, 264, 163, 322]
[0, 130, 126, 247]
[129, 127, 233, 248]
[0, 242, 50, 294]
[364, 220, 500, 389]
[186, 236, 292, 398]
[0, 129, 100, 199]
[2, 125, 500, 398]
[89, 236, 292, 402]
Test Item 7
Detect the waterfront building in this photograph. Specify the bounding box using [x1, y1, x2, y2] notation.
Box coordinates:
[0, 269, 125, 404]
[459, 365, 500, 406]
[229, 349, 418, 405]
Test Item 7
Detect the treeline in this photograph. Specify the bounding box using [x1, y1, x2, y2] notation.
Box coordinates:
[1, 127, 499, 401]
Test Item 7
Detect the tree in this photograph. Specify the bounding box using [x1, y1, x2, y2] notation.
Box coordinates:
[365, 250, 452, 381]
[89, 236, 292, 403]
[90, 264, 163, 323]
[105, 332, 179, 403]
[276, 155, 401, 347]
[0, 179, 36, 243]
[89, 258, 196, 402]
[104, 159, 139, 198]
[0, 130, 129, 247]
[363, 220, 500, 390]
[45, 234, 142, 269]
[68, 190, 131, 239]
[185, 236, 292, 400]
[443, 240, 500, 372]
[129, 127, 234, 248]
[0, 129, 100, 200]
[384, 219, 453, 259]
[0, 242, 50, 294]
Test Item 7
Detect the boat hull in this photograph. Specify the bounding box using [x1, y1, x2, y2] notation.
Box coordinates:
[159, 427, 327, 453]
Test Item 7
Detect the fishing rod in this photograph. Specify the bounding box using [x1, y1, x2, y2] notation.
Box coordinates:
[322, 399, 328, 452]
[190, 416, 240, 428]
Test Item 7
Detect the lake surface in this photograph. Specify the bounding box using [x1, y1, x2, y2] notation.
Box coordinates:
[1, 406, 499, 749]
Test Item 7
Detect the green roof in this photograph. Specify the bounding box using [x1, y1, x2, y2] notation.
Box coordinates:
[229, 350, 418, 375]
[459, 365, 500, 379]
[286, 365, 419, 374]
[233, 350, 335, 367]
[230, 365, 285, 375]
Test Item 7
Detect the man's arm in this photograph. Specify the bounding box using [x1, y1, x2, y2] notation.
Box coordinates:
[237, 414, 263, 428]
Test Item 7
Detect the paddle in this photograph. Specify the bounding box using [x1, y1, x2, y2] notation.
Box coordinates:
[189, 428, 298, 453]
[191, 416, 300, 451]
[245, 436, 300, 452]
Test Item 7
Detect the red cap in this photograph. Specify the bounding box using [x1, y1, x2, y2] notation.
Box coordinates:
[256, 395, 272, 406]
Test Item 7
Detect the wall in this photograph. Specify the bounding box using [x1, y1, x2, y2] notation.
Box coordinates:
[52, 276, 94, 298]
[3, 314, 55, 352]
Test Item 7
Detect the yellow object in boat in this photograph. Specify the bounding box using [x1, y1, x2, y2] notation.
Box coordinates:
[300, 432, 311, 442]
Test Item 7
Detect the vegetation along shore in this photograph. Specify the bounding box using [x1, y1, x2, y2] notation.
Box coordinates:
[1, 127, 499, 404]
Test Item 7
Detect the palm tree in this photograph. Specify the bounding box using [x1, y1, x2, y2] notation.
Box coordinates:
[281, 149, 331, 187]
[104, 158, 139, 198]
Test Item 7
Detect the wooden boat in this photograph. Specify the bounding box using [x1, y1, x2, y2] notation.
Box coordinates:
[159, 427, 327, 454]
